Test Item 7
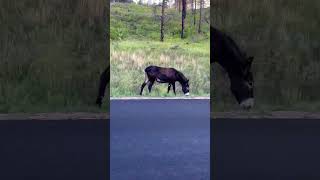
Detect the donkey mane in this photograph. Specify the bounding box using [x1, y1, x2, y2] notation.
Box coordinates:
[176, 71, 188, 83]
[225, 36, 247, 64]
[212, 27, 247, 65]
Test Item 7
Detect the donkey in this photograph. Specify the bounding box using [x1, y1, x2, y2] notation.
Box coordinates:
[95, 66, 109, 107]
[211, 26, 254, 109]
[140, 65, 190, 96]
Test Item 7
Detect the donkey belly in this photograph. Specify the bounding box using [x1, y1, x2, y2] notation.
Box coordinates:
[156, 78, 167, 83]
[155, 74, 172, 83]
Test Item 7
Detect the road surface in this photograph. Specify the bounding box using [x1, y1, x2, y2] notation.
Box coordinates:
[213, 118, 320, 180]
[1, 104, 320, 180]
[0, 119, 108, 180]
[110, 99, 210, 180]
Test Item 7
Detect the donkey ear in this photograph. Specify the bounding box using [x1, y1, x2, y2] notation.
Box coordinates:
[186, 79, 189, 83]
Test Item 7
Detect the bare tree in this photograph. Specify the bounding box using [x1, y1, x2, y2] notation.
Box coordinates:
[160, 0, 166, 41]
[194, 0, 196, 26]
[153, 4, 158, 21]
[181, 0, 186, 38]
[198, 0, 203, 33]
[175, 0, 178, 10]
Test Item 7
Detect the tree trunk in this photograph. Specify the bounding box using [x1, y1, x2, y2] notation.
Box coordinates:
[175, 0, 178, 10]
[198, 0, 203, 33]
[191, 0, 194, 25]
[194, 0, 196, 26]
[160, 0, 165, 41]
[181, 0, 186, 38]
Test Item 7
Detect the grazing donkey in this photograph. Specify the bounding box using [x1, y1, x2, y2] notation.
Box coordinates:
[95, 27, 254, 109]
[140, 66, 190, 96]
[211, 27, 254, 109]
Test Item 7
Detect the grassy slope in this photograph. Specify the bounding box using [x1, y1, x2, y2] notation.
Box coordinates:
[110, 3, 210, 97]
[211, 0, 320, 112]
[0, 1, 108, 113]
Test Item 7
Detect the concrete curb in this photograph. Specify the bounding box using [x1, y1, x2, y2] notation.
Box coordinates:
[110, 97, 210, 100]
[212, 111, 320, 119]
[0, 112, 109, 120]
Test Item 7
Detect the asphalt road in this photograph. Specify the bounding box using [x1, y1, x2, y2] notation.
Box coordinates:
[110, 99, 210, 180]
[0, 120, 108, 180]
[1, 101, 320, 180]
[213, 118, 320, 180]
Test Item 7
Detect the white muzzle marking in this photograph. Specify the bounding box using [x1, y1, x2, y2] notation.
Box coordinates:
[185, 92, 190, 96]
[240, 98, 254, 109]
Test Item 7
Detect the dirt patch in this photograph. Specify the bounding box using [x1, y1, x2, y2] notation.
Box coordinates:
[0, 112, 109, 120]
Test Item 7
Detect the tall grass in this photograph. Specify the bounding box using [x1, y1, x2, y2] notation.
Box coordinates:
[211, 0, 320, 111]
[0, 0, 109, 113]
[111, 40, 210, 97]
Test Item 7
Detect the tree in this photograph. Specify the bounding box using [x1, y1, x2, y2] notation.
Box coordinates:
[160, 0, 166, 41]
[198, 0, 203, 33]
[181, 0, 186, 38]
[193, 0, 196, 26]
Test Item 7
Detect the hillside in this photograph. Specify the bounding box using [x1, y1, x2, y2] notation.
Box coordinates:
[111, 3, 210, 40]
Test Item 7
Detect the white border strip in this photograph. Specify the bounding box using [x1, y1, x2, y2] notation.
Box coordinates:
[110, 96, 210, 100]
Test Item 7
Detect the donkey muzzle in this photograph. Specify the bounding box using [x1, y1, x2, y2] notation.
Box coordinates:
[240, 98, 254, 109]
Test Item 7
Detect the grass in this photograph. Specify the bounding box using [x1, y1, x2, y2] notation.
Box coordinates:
[0, 0, 109, 113]
[111, 39, 210, 97]
[110, 3, 210, 97]
[211, 0, 320, 112]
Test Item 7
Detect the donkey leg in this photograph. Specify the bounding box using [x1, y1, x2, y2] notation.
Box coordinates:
[140, 82, 147, 95]
[140, 73, 149, 95]
[167, 84, 171, 93]
[173, 83, 176, 95]
[148, 79, 155, 93]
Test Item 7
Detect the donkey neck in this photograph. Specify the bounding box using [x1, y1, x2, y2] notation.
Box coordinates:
[216, 60, 245, 80]
[178, 79, 187, 86]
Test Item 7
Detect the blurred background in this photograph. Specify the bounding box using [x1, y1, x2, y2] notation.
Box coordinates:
[0, 0, 108, 113]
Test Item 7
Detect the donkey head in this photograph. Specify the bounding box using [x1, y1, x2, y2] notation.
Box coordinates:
[230, 56, 254, 109]
[182, 79, 190, 96]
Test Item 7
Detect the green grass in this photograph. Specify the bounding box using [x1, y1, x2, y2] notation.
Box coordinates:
[0, 0, 109, 113]
[211, 0, 320, 112]
[111, 39, 210, 97]
[110, 3, 210, 97]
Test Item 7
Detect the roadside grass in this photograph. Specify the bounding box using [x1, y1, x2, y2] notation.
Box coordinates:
[110, 39, 210, 97]
[0, 1, 108, 113]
